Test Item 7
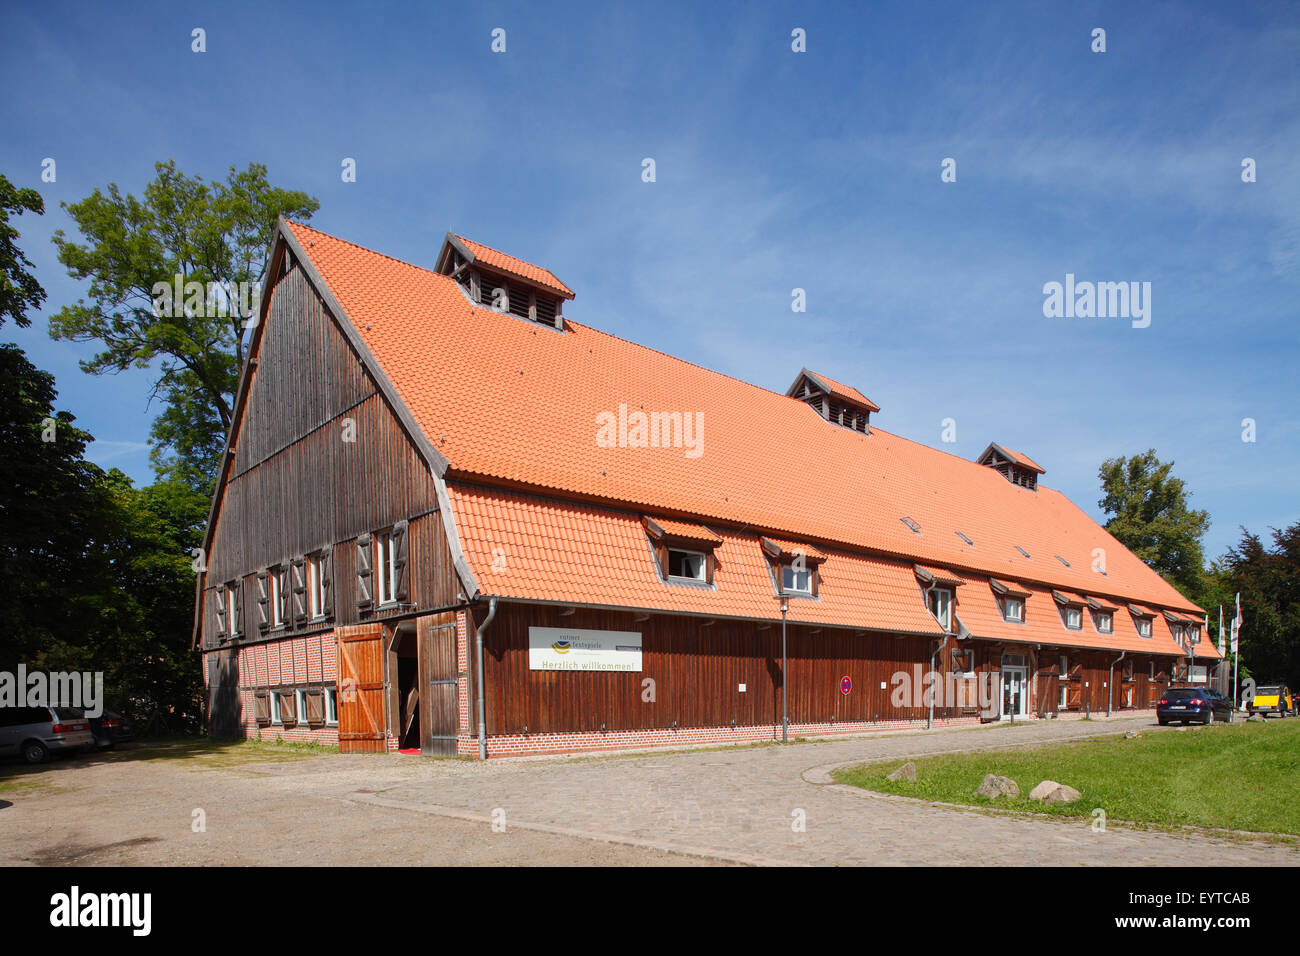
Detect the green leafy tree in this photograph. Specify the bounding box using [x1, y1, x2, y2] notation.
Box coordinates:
[0, 344, 106, 669]
[87, 472, 209, 728]
[0, 174, 46, 327]
[1098, 449, 1210, 600]
[0, 343, 207, 727]
[49, 160, 318, 492]
[1220, 525, 1300, 691]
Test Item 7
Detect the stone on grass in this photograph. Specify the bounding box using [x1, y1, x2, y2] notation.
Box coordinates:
[1029, 779, 1063, 801]
[1044, 784, 1082, 805]
[974, 774, 1019, 799]
[1125, 730, 1139, 739]
[886, 761, 916, 782]
[1029, 779, 1083, 804]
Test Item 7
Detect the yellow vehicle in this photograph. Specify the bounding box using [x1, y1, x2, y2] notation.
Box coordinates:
[1247, 684, 1294, 718]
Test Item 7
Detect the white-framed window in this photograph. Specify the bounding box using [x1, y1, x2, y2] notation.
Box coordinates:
[1094, 610, 1113, 633]
[1058, 682, 1068, 709]
[223, 583, 238, 636]
[295, 689, 310, 726]
[927, 588, 953, 631]
[1062, 606, 1082, 630]
[667, 549, 706, 582]
[1002, 597, 1024, 623]
[269, 568, 284, 628]
[1170, 624, 1184, 644]
[1187, 625, 1200, 644]
[1149, 661, 1155, 679]
[307, 552, 326, 618]
[374, 531, 399, 606]
[269, 690, 282, 724]
[1137, 617, 1153, 638]
[782, 562, 813, 596]
[324, 687, 338, 726]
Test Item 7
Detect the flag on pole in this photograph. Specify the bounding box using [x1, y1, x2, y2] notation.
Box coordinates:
[1231, 592, 1242, 653]
[1218, 605, 1225, 654]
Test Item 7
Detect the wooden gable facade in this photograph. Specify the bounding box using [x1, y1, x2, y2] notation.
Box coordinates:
[196, 225, 472, 753]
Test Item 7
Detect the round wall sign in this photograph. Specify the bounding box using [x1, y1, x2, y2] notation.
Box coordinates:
[840, 675, 852, 695]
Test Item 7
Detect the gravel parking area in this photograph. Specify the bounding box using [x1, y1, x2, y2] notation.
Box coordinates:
[2, 715, 1296, 866]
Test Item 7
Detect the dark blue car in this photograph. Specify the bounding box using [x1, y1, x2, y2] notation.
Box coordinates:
[1157, 687, 1234, 725]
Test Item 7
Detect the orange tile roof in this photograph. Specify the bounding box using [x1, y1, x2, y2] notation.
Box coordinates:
[450, 483, 943, 634]
[947, 569, 1190, 657]
[283, 222, 1204, 626]
[455, 235, 574, 299]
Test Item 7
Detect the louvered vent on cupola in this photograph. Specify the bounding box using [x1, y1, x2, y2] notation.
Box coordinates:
[977, 442, 1045, 491]
[434, 231, 575, 330]
[785, 368, 879, 434]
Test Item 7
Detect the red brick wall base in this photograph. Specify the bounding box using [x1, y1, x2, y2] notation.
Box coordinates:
[454, 708, 1160, 758]
[458, 715, 979, 758]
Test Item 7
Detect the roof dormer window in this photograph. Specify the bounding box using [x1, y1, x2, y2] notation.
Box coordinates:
[990, 578, 1030, 624]
[1087, 596, 1117, 634]
[784, 369, 878, 434]
[1129, 604, 1155, 638]
[435, 232, 574, 330]
[1052, 590, 1086, 630]
[762, 536, 826, 599]
[977, 443, 1044, 490]
[643, 516, 720, 587]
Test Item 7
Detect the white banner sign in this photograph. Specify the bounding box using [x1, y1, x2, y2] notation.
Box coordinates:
[528, 626, 643, 672]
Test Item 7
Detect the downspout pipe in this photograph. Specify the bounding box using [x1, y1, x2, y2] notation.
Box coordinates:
[476, 597, 498, 760]
[1108, 650, 1126, 718]
[928, 632, 951, 730]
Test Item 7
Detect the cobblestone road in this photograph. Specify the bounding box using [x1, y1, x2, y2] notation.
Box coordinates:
[6, 715, 1296, 866]
[293, 714, 1300, 866]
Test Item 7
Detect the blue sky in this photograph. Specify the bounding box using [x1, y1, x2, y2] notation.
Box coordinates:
[2, 0, 1296, 565]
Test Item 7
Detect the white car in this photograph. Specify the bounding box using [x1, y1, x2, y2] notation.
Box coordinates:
[0, 706, 96, 763]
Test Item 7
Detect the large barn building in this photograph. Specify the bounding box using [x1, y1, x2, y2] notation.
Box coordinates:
[195, 220, 1221, 757]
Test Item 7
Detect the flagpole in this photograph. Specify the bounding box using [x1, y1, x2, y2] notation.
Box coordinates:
[1232, 621, 1239, 709]
[1231, 592, 1242, 711]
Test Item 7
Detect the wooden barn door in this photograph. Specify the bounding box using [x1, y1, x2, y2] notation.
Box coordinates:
[420, 616, 459, 756]
[206, 649, 241, 739]
[336, 624, 387, 753]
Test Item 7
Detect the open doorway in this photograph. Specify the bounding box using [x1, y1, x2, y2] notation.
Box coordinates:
[393, 625, 420, 751]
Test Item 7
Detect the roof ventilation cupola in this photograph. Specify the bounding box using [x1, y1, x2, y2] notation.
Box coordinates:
[977, 442, 1044, 491]
[435, 232, 574, 330]
[785, 369, 878, 434]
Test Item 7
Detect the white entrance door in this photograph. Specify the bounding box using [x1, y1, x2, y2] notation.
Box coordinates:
[1001, 667, 1028, 718]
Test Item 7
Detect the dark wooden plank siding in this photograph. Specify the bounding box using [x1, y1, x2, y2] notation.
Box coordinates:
[473, 605, 1186, 736]
[199, 265, 461, 649]
[480, 604, 947, 736]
